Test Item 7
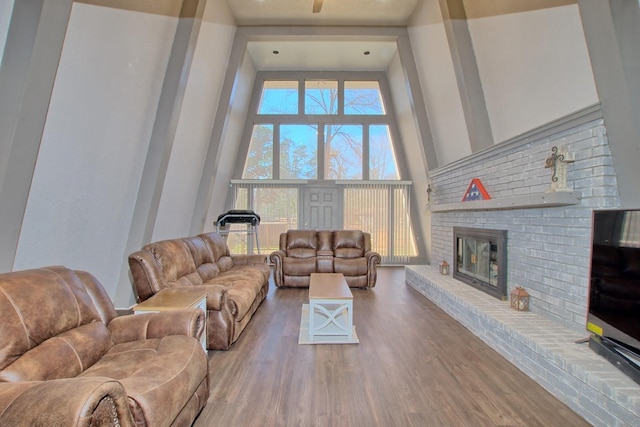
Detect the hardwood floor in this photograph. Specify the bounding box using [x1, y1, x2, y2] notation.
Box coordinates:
[194, 267, 590, 427]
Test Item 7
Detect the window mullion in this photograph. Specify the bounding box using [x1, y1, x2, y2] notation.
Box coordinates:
[273, 123, 280, 180]
[338, 78, 344, 116]
[363, 125, 369, 180]
[318, 122, 325, 180]
[298, 78, 304, 115]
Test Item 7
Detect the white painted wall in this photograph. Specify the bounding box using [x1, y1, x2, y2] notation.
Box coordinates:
[14, 3, 176, 300]
[408, 0, 472, 166]
[0, 0, 12, 63]
[203, 49, 257, 231]
[387, 48, 432, 261]
[467, 4, 598, 143]
[153, 0, 236, 241]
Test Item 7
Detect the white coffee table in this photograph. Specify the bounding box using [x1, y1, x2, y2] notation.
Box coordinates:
[308, 273, 354, 340]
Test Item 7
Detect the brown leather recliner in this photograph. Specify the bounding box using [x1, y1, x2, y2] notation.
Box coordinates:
[0, 266, 209, 427]
[270, 229, 381, 288]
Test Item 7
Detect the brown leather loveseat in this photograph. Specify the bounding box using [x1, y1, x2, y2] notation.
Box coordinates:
[270, 229, 381, 288]
[128, 231, 270, 350]
[0, 266, 209, 427]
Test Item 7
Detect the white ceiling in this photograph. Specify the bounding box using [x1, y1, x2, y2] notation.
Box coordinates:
[226, 0, 419, 26]
[246, 40, 399, 71]
[226, 0, 420, 71]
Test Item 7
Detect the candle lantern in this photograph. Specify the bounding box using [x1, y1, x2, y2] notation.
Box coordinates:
[510, 286, 530, 311]
[439, 261, 450, 275]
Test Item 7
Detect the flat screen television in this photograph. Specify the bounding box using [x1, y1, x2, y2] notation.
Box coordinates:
[587, 209, 640, 382]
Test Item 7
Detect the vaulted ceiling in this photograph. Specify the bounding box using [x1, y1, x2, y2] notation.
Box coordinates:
[225, 0, 419, 26]
[225, 0, 420, 71]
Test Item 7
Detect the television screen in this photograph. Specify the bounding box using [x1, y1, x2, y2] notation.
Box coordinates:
[587, 209, 640, 357]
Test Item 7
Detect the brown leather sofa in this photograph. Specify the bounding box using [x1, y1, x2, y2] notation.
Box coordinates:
[0, 266, 209, 427]
[270, 229, 381, 288]
[128, 231, 270, 350]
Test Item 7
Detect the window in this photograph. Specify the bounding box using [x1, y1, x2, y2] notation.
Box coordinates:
[344, 81, 385, 115]
[258, 81, 298, 114]
[243, 125, 273, 179]
[325, 124, 362, 180]
[243, 75, 400, 181]
[235, 72, 419, 263]
[280, 124, 317, 179]
[227, 185, 298, 254]
[369, 125, 399, 180]
[305, 80, 338, 115]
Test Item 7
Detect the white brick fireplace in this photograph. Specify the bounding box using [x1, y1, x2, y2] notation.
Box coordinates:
[408, 104, 640, 426]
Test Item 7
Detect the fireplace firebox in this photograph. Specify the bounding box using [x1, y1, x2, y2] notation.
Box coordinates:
[453, 227, 507, 300]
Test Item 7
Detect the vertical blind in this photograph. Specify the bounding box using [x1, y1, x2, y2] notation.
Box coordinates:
[229, 180, 416, 264]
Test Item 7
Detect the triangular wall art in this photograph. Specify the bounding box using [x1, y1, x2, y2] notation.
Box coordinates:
[462, 178, 491, 201]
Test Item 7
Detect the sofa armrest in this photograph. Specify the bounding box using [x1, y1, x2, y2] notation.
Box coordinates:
[365, 250, 382, 265]
[317, 250, 334, 272]
[108, 308, 205, 344]
[128, 249, 164, 302]
[270, 250, 286, 287]
[270, 250, 286, 264]
[0, 377, 135, 427]
[365, 251, 382, 288]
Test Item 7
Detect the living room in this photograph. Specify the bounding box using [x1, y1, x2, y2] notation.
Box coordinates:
[1, 0, 639, 425]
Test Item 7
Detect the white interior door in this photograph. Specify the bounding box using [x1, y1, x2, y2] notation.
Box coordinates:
[302, 186, 341, 229]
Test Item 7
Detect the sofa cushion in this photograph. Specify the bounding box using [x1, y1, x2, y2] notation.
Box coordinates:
[216, 256, 233, 272]
[333, 230, 365, 258]
[334, 257, 368, 276]
[205, 266, 268, 319]
[0, 322, 112, 382]
[199, 232, 231, 260]
[283, 256, 318, 276]
[198, 262, 222, 282]
[0, 267, 108, 373]
[80, 335, 207, 427]
[184, 236, 221, 282]
[286, 230, 319, 258]
[184, 236, 215, 265]
[144, 240, 202, 288]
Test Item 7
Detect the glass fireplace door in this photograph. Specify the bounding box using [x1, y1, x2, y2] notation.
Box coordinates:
[457, 238, 491, 284]
[453, 227, 507, 300]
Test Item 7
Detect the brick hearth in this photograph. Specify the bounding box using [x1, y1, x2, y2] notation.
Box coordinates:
[406, 265, 640, 426]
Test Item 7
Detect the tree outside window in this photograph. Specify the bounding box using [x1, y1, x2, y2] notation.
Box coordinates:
[235, 74, 417, 260]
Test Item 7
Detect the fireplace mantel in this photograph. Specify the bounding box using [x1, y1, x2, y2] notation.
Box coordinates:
[429, 191, 581, 213]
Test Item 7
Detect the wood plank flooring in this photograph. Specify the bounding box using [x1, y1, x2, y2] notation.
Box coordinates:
[194, 267, 590, 427]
